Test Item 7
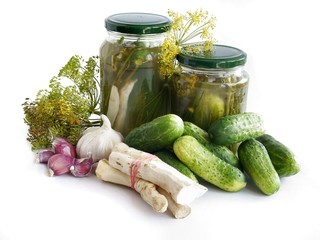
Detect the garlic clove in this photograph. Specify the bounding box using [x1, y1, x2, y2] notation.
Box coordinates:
[35, 149, 55, 164]
[70, 156, 94, 177]
[52, 137, 76, 157]
[54, 142, 76, 157]
[47, 154, 75, 177]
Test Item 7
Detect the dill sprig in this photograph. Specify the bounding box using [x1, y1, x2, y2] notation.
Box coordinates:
[159, 9, 216, 78]
[22, 55, 101, 150]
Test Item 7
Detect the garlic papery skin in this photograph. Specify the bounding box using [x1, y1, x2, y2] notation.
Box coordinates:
[76, 114, 123, 162]
[70, 156, 94, 177]
[47, 154, 75, 177]
[35, 149, 54, 164]
[52, 137, 76, 157]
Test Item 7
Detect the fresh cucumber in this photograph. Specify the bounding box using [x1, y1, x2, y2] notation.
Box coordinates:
[238, 139, 280, 195]
[173, 135, 247, 192]
[154, 150, 198, 183]
[183, 121, 239, 167]
[124, 114, 184, 153]
[256, 134, 300, 177]
[183, 121, 209, 144]
[208, 112, 265, 145]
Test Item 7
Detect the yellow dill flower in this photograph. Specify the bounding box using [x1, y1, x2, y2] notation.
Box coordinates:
[168, 10, 186, 31]
[200, 28, 212, 40]
[159, 38, 180, 77]
[159, 9, 216, 78]
[187, 9, 208, 25]
[203, 40, 214, 52]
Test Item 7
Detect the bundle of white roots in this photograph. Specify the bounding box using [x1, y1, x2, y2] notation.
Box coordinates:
[95, 143, 208, 219]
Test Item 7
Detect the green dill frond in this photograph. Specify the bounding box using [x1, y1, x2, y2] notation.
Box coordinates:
[22, 55, 100, 150]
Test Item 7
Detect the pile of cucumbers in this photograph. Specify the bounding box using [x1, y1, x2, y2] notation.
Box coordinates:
[124, 113, 300, 195]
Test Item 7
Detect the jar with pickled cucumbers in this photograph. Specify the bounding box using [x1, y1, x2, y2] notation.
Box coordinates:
[100, 13, 171, 136]
[170, 44, 249, 131]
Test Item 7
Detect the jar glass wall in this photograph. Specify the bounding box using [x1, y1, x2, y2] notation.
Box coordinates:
[170, 44, 249, 131]
[100, 13, 171, 136]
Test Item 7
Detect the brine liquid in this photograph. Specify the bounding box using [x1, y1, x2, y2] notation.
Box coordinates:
[171, 73, 249, 131]
[100, 41, 168, 136]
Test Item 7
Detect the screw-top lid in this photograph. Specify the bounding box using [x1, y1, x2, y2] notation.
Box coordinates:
[177, 44, 247, 69]
[105, 12, 171, 34]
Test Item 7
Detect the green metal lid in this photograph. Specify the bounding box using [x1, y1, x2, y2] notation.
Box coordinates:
[105, 12, 171, 34]
[177, 44, 247, 69]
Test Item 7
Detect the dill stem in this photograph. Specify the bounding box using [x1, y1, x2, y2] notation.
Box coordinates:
[114, 48, 136, 85]
[181, 21, 211, 43]
[178, 19, 192, 43]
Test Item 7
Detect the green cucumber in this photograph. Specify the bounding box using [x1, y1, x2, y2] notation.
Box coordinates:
[183, 121, 209, 144]
[173, 135, 247, 192]
[183, 121, 239, 167]
[238, 139, 280, 195]
[256, 134, 300, 177]
[208, 112, 265, 145]
[124, 114, 184, 153]
[154, 150, 198, 183]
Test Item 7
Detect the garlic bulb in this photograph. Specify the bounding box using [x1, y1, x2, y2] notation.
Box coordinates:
[76, 114, 123, 162]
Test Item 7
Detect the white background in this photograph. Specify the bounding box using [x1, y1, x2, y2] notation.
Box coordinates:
[1, 0, 320, 239]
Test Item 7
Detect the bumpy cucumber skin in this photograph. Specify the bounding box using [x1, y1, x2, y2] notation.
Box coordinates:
[154, 150, 198, 182]
[183, 121, 210, 143]
[124, 114, 184, 153]
[238, 139, 280, 195]
[208, 112, 265, 145]
[173, 135, 247, 192]
[183, 121, 239, 167]
[256, 134, 300, 177]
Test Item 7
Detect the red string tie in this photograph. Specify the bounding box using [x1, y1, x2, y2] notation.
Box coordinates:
[130, 154, 155, 189]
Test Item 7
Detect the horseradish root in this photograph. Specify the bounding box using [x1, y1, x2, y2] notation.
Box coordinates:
[95, 159, 168, 213]
[108, 143, 208, 205]
[157, 187, 191, 219]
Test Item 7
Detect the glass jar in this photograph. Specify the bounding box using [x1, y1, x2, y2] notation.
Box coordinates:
[170, 44, 249, 131]
[100, 13, 171, 136]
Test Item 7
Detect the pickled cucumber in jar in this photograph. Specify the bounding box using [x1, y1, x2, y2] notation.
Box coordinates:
[170, 44, 249, 131]
[100, 13, 171, 136]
